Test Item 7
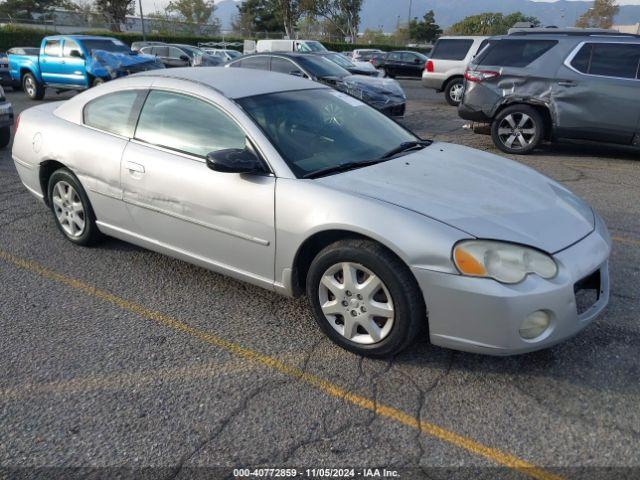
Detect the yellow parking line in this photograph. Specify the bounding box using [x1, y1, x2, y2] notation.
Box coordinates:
[613, 236, 640, 247]
[0, 249, 562, 480]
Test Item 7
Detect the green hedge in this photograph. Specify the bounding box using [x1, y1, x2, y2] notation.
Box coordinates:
[0, 25, 430, 54]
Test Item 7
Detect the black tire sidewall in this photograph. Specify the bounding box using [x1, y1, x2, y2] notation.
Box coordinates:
[23, 73, 43, 100]
[491, 105, 543, 154]
[445, 78, 464, 106]
[47, 169, 101, 246]
[307, 241, 423, 357]
[0, 126, 9, 149]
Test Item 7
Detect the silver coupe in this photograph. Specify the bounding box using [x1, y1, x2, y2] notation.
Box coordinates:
[12, 68, 611, 357]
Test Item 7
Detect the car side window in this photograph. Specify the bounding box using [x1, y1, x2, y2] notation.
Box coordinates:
[63, 39, 81, 57]
[571, 43, 640, 80]
[44, 40, 62, 57]
[134, 90, 246, 158]
[389, 52, 403, 61]
[476, 40, 557, 68]
[430, 40, 473, 60]
[237, 56, 270, 70]
[169, 47, 185, 59]
[271, 57, 298, 74]
[84, 90, 145, 137]
[401, 52, 417, 62]
[155, 46, 169, 57]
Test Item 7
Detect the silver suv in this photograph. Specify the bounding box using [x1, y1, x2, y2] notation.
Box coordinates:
[459, 29, 640, 154]
[422, 36, 488, 106]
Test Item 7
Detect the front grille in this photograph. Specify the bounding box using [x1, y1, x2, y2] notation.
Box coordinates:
[574, 269, 601, 316]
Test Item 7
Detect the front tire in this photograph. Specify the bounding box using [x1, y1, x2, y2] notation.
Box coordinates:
[0, 126, 9, 149]
[92, 77, 106, 87]
[444, 77, 464, 106]
[491, 105, 543, 154]
[47, 168, 103, 246]
[307, 239, 425, 357]
[22, 72, 45, 100]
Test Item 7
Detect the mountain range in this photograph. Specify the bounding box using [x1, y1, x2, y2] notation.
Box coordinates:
[214, 0, 640, 31]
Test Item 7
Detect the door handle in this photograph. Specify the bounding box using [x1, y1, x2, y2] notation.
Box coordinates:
[125, 161, 145, 174]
[557, 80, 577, 87]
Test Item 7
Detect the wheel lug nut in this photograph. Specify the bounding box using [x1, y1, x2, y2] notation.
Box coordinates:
[356, 294, 362, 300]
[350, 310, 357, 316]
[346, 291, 352, 296]
[361, 306, 366, 313]
[342, 300, 348, 307]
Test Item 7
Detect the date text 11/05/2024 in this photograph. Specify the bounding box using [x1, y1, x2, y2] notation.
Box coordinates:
[233, 468, 400, 478]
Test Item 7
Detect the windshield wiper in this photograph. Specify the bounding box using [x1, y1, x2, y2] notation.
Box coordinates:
[380, 140, 431, 159]
[302, 159, 385, 179]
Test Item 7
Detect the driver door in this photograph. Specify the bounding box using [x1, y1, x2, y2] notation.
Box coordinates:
[120, 89, 276, 285]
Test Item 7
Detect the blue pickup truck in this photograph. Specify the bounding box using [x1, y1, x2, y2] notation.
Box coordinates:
[8, 35, 163, 100]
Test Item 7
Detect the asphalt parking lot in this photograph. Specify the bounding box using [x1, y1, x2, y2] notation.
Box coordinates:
[1, 79, 639, 480]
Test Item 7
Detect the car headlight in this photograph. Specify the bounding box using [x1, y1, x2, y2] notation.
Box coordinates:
[453, 240, 557, 284]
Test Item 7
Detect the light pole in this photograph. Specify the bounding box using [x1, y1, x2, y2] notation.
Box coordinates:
[139, 0, 147, 41]
[408, 0, 413, 27]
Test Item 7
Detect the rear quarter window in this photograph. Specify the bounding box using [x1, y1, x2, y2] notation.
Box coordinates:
[430, 39, 474, 61]
[83, 90, 145, 137]
[475, 40, 557, 68]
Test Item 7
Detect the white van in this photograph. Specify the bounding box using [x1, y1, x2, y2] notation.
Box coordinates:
[254, 39, 328, 54]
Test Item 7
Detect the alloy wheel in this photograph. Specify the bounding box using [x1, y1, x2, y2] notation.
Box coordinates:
[52, 181, 86, 237]
[497, 113, 537, 150]
[318, 262, 395, 345]
[449, 83, 464, 103]
[24, 76, 35, 97]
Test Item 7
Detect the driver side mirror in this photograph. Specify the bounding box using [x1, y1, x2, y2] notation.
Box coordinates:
[206, 147, 266, 174]
[69, 50, 84, 59]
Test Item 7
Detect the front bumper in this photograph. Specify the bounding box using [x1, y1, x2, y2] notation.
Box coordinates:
[0, 100, 14, 128]
[379, 101, 406, 117]
[412, 220, 611, 355]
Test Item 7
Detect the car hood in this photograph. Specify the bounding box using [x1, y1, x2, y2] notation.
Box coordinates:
[91, 50, 157, 67]
[316, 142, 594, 253]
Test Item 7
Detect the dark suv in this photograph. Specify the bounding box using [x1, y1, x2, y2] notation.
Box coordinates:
[459, 29, 640, 154]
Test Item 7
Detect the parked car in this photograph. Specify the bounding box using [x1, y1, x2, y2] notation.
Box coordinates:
[459, 30, 640, 154]
[0, 53, 13, 88]
[226, 52, 406, 116]
[12, 68, 611, 356]
[371, 50, 429, 78]
[8, 35, 163, 100]
[201, 48, 242, 61]
[422, 36, 489, 106]
[313, 51, 380, 76]
[351, 48, 383, 62]
[254, 39, 328, 53]
[0, 85, 13, 148]
[140, 44, 222, 67]
[130, 41, 166, 52]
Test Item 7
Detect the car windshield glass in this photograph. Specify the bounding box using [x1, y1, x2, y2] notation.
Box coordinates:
[238, 89, 419, 178]
[298, 41, 327, 52]
[296, 55, 350, 78]
[82, 39, 130, 54]
[325, 53, 355, 68]
[227, 50, 241, 58]
[175, 45, 203, 58]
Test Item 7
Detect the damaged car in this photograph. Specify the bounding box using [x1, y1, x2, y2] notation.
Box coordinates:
[8, 35, 164, 100]
[226, 52, 407, 117]
[459, 29, 640, 154]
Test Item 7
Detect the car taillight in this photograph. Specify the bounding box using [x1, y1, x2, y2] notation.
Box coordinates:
[464, 69, 500, 82]
[425, 60, 434, 72]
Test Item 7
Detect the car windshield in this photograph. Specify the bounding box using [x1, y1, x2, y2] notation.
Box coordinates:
[238, 89, 420, 178]
[81, 39, 131, 54]
[298, 41, 328, 53]
[227, 50, 241, 59]
[174, 45, 203, 58]
[324, 53, 355, 68]
[296, 55, 350, 78]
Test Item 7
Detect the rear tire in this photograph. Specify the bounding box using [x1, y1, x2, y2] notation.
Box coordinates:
[444, 77, 464, 106]
[491, 105, 543, 155]
[306, 239, 425, 357]
[47, 168, 103, 246]
[0, 126, 9, 149]
[22, 72, 45, 100]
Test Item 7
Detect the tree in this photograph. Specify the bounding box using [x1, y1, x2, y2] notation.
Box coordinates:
[232, 0, 283, 36]
[448, 12, 540, 36]
[167, 0, 215, 24]
[94, 0, 135, 31]
[576, 0, 618, 28]
[275, 0, 304, 39]
[408, 9, 441, 43]
[303, 0, 363, 42]
[0, 0, 74, 19]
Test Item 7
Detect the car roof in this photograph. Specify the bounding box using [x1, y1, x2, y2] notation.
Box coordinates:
[46, 35, 119, 41]
[492, 32, 640, 42]
[436, 36, 488, 40]
[135, 67, 323, 99]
